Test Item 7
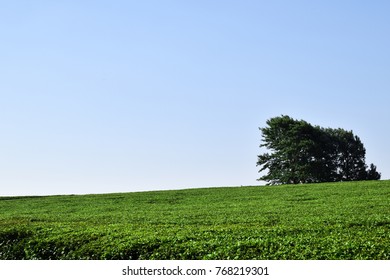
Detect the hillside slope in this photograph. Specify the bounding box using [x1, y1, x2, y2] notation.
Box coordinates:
[0, 180, 389, 259]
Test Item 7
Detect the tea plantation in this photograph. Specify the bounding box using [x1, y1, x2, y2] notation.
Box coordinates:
[0, 180, 389, 259]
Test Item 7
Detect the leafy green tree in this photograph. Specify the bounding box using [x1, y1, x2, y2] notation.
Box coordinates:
[257, 115, 381, 185]
[366, 163, 381, 180]
[325, 128, 368, 181]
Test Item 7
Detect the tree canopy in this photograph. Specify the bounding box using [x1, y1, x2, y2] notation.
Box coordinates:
[257, 115, 381, 185]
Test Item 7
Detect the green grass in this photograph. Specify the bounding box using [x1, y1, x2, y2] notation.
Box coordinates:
[1, 180, 389, 259]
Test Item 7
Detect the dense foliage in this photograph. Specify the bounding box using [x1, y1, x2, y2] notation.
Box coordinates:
[257, 115, 380, 185]
[0, 181, 389, 260]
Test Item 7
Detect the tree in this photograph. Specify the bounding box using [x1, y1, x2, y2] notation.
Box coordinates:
[257, 115, 381, 185]
[366, 163, 381, 180]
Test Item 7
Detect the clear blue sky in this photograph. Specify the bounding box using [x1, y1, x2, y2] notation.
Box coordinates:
[1, 0, 389, 196]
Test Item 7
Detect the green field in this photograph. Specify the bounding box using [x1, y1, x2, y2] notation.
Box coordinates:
[1, 180, 389, 260]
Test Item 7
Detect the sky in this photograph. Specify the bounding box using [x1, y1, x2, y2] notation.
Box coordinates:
[1, 0, 389, 196]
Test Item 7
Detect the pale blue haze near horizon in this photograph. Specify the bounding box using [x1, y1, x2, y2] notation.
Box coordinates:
[1, 0, 389, 196]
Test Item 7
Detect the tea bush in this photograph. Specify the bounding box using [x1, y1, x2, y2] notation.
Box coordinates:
[1, 180, 389, 259]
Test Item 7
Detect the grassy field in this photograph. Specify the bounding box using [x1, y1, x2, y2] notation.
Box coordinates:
[0, 180, 389, 260]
